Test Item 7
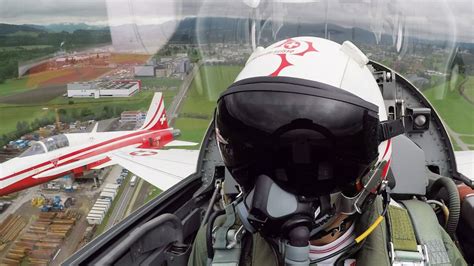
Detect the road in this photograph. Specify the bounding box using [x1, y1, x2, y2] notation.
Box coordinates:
[103, 167, 135, 230]
[106, 183, 135, 229]
[167, 62, 202, 124]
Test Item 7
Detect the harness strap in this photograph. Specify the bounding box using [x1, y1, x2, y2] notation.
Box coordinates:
[212, 203, 244, 266]
[387, 203, 428, 265]
[402, 200, 451, 265]
[387, 205, 418, 252]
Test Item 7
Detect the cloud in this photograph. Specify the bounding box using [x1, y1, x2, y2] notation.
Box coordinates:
[0, 0, 472, 42]
[0, 0, 108, 24]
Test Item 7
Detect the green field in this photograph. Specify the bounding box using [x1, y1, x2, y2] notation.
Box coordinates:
[0, 104, 52, 136]
[0, 78, 30, 97]
[460, 136, 474, 145]
[173, 65, 242, 143]
[463, 76, 474, 103]
[0, 86, 178, 137]
[174, 118, 212, 142]
[139, 77, 182, 89]
[145, 183, 162, 203]
[423, 77, 474, 135]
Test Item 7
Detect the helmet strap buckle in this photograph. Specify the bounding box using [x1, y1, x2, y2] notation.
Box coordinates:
[336, 160, 388, 215]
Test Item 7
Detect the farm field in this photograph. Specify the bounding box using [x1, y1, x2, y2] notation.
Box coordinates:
[139, 77, 182, 89]
[109, 53, 150, 65]
[0, 104, 51, 137]
[0, 79, 29, 97]
[0, 67, 112, 99]
[0, 88, 177, 136]
[0, 85, 66, 104]
[173, 65, 242, 143]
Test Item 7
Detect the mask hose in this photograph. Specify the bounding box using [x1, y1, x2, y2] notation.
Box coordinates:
[285, 226, 311, 266]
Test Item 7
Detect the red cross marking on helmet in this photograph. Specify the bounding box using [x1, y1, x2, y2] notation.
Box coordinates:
[269, 54, 293, 77]
[283, 41, 300, 49]
[130, 150, 158, 156]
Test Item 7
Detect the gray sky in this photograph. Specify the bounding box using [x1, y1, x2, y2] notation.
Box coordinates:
[0, 0, 472, 42]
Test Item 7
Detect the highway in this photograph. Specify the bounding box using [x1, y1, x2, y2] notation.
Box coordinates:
[106, 176, 135, 230]
[167, 62, 202, 124]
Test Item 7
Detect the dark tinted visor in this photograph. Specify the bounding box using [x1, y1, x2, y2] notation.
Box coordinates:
[216, 77, 380, 196]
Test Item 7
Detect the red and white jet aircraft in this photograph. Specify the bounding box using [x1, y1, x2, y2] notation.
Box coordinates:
[0, 92, 199, 196]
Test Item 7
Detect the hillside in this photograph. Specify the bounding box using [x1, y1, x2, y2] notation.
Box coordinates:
[0, 23, 45, 35]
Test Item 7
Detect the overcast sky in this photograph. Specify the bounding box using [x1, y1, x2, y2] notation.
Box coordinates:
[0, 0, 472, 42]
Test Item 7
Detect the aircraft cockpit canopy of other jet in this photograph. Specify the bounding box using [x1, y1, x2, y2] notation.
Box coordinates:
[18, 135, 69, 157]
[42, 134, 69, 152]
[18, 142, 46, 157]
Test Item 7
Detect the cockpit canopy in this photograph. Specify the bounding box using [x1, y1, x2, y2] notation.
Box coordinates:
[19, 135, 69, 157]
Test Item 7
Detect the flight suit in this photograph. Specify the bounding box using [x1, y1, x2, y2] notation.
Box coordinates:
[188, 197, 467, 266]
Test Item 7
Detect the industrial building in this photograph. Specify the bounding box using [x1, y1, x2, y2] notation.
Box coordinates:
[175, 58, 192, 74]
[120, 111, 146, 123]
[133, 65, 156, 77]
[67, 80, 141, 98]
[134, 64, 173, 78]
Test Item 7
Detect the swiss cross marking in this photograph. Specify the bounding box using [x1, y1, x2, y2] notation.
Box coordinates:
[159, 114, 166, 125]
[130, 150, 158, 156]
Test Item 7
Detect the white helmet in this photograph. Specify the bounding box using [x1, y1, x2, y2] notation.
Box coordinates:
[239, 36, 391, 166]
[215, 38, 404, 240]
[217, 37, 394, 197]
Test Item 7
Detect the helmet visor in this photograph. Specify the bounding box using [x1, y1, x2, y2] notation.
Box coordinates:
[216, 78, 380, 196]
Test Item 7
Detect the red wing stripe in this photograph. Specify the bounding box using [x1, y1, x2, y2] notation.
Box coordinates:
[2, 130, 151, 180]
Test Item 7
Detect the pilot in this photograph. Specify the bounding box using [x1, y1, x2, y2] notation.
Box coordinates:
[188, 37, 466, 266]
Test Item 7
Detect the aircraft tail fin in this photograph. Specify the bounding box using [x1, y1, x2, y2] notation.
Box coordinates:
[140, 92, 169, 131]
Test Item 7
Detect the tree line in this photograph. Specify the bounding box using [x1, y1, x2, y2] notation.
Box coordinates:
[0, 29, 112, 83]
[0, 47, 58, 83]
[0, 29, 111, 49]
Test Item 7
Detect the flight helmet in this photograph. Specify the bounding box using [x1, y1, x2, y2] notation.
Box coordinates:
[215, 37, 400, 236]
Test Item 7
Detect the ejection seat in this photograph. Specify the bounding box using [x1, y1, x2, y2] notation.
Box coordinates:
[388, 135, 474, 264]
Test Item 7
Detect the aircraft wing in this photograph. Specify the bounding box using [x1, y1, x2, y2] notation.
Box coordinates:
[455, 151, 474, 180]
[108, 146, 199, 191]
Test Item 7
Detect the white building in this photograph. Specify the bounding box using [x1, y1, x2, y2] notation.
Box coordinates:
[134, 65, 156, 77]
[67, 80, 141, 98]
